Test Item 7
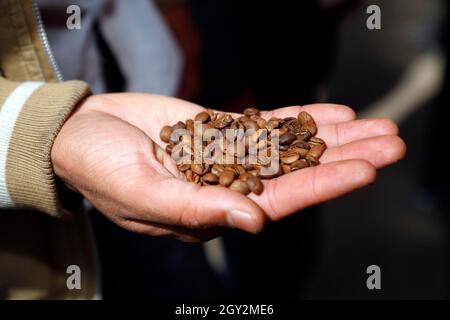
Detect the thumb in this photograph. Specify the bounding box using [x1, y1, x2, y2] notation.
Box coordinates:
[133, 177, 266, 234]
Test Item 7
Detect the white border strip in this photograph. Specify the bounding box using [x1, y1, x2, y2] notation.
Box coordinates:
[0, 81, 44, 207]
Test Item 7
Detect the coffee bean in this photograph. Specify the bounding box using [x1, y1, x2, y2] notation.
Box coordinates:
[280, 150, 300, 164]
[279, 132, 297, 145]
[229, 180, 250, 195]
[257, 118, 266, 129]
[239, 172, 253, 182]
[306, 157, 320, 167]
[244, 120, 259, 131]
[213, 114, 233, 129]
[307, 144, 326, 159]
[246, 176, 263, 195]
[211, 164, 225, 176]
[278, 127, 289, 136]
[195, 111, 211, 123]
[297, 111, 314, 126]
[244, 107, 260, 117]
[309, 137, 326, 146]
[265, 119, 280, 130]
[203, 173, 219, 185]
[296, 130, 311, 142]
[290, 159, 309, 171]
[191, 163, 210, 176]
[238, 116, 250, 123]
[177, 164, 191, 172]
[290, 147, 309, 159]
[291, 140, 310, 149]
[298, 111, 317, 136]
[219, 170, 236, 187]
[165, 144, 174, 154]
[160, 125, 173, 143]
[281, 163, 291, 174]
[172, 121, 186, 130]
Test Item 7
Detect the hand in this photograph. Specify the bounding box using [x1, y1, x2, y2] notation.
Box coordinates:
[52, 93, 406, 242]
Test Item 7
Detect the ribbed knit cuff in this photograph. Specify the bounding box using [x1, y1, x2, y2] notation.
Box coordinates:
[0, 78, 91, 216]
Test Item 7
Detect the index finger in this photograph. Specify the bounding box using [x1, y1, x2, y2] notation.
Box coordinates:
[248, 159, 376, 220]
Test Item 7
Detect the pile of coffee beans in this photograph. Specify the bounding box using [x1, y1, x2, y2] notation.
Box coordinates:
[159, 108, 326, 196]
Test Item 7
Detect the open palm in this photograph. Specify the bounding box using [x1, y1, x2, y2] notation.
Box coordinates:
[52, 93, 406, 242]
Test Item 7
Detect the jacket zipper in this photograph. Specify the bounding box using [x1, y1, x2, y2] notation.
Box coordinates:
[31, 0, 64, 82]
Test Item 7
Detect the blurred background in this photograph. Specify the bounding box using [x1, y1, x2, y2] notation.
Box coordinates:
[42, 0, 450, 299]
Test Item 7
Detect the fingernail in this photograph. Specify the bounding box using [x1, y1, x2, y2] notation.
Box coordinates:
[227, 210, 258, 234]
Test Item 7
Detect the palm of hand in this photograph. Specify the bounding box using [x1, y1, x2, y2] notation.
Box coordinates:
[52, 93, 405, 242]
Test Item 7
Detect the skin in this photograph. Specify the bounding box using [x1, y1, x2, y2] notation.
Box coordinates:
[52, 93, 406, 242]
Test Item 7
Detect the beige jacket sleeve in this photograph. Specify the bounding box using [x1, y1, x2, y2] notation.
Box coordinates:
[0, 77, 90, 216]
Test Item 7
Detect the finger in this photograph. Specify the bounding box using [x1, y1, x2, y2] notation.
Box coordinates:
[131, 177, 266, 234]
[249, 160, 376, 220]
[320, 135, 407, 169]
[316, 118, 399, 148]
[261, 104, 356, 125]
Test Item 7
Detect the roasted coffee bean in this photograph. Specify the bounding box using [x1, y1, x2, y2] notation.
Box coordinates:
[191, 163, 210, 176]
[257, 118, 266, 129]
[279, 132, 297, 145]
[306, 157, 320, 167]
[172, 121, 186, 130]
[186, 170, 201, 184]
[307, 144, 326, 159]
[177, 164, 191, 172]
[290, 159, 309, 171]
[246, 176, 263, 195]
[249, 114, 261, 122]
[239, 172, 253, 182]
[291, 140, 310, 149]
[203, 173, 219, 185]
[265, 119, 280, 131]
[290, 147, 309, 159]
[296, 130, 311, 142]
[160, 125, 173, 143]
[165, 144, 174, 154]
[281, 163, 291, 174]
[284, 118, 302, 134]
[298, 111, 317, 135]
[244, 107, 260, 117]
[230, 120, 244, 130]
[297, 111, 314, 126]
[280, 150, 300, 164]
[213, 114, 233, 128]
[237, 116, 250, 123]
[219, 170, 236, 187]
[229, 180, 250, 195]
[211, 164, 225, 176]
[243, 120, 259, 131]
[309, 137, 326, 146]
[195, 111, 211, 123]
[234, 165, 247, 175]
[278, 127, 289, 136]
